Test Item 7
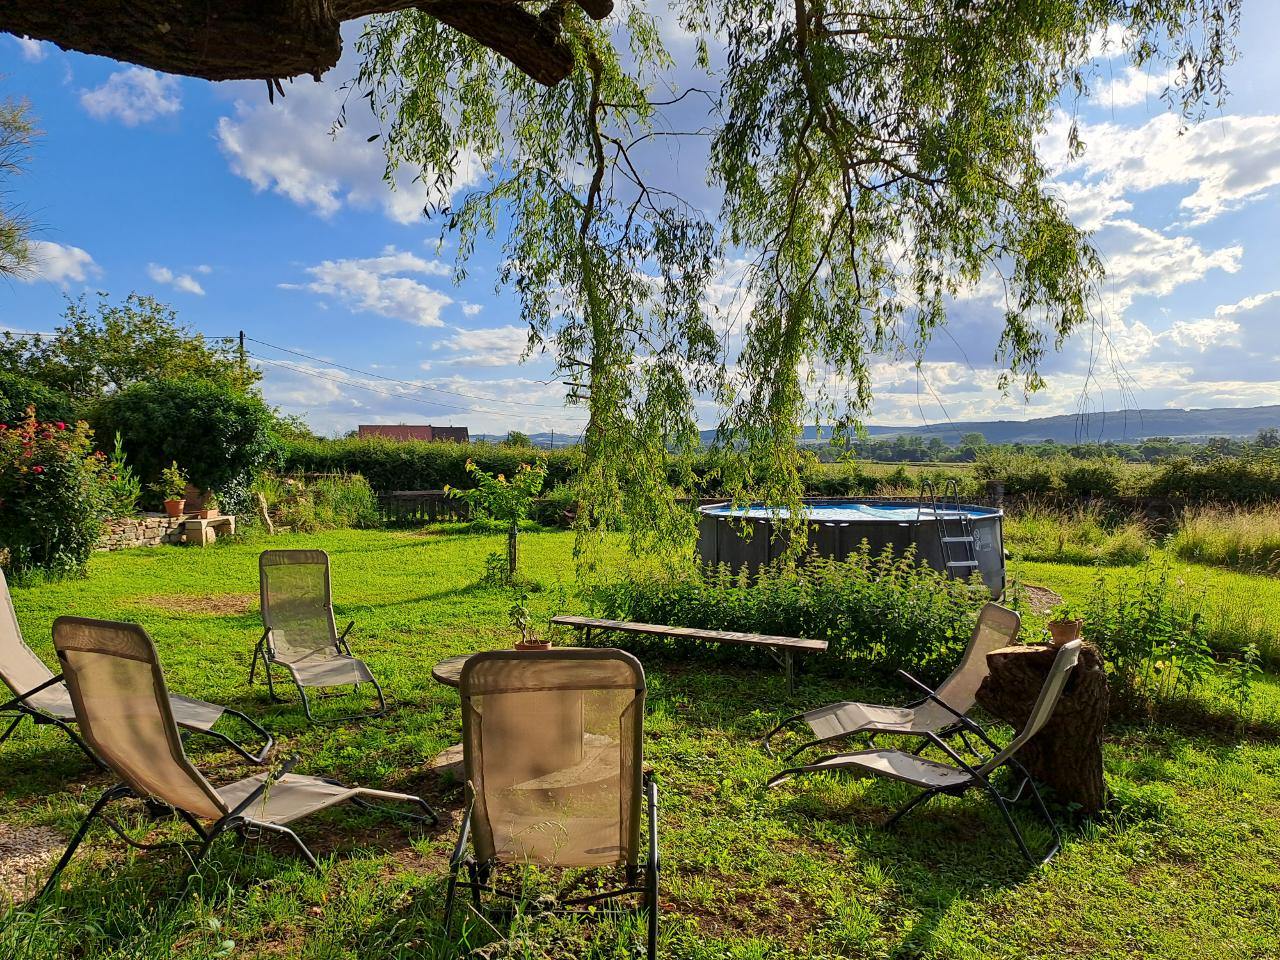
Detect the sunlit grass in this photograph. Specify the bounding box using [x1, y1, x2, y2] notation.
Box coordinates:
[1170, 504, 1280, 575]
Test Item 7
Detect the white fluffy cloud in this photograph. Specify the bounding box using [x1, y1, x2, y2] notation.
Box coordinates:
[21, 241, 100, 285]
[1094, 219, 1241, 313]
[13, 36, 47, 62]
[80, 68, 182, 126]
[433, 325, 531, 367]
[147, 263, 206, 296]
[1090, 64, 1177, 109]
[1048, 112, 1280, 226]
[286, 247, 453, 326]
[216, 76, 480, 224]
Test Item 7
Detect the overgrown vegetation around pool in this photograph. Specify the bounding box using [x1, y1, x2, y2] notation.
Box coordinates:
[1, 528, 1279, 959]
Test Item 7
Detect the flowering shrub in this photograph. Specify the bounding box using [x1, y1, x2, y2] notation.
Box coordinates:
[0, 407, 109, 577]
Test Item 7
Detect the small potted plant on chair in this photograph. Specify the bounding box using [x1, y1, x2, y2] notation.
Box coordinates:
[510, 592, 551, 651]
[1046, 602, 1084, 647]
[151, 461, 189, 518]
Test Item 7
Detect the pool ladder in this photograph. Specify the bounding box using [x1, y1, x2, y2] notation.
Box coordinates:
[919, 479, 979, 581]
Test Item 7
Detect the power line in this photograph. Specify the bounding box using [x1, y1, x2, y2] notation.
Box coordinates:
[244, 335, 576, 412]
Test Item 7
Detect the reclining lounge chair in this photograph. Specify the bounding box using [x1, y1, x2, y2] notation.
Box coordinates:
[767, 639, 1083, 865]
[762, 603, 1020, 760]
[250, 550, 386, 722]
[39, 616, 436, 899]
[0, 569, 272, 765]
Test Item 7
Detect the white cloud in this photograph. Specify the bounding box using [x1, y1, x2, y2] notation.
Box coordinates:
[288, 247, 453, 326]
[1166, 316, 1240, 351]
[461, 303, 484, 317]
[147, 263, 206, 296]
[216, 75, 480, 224]
[21, 241, 100, 285]
[80, 67, 182, 126]
[1049, 112, 1280, 226]
[433, 325, 531, 367]
[194, 264, 213, 275]
[1091, 64, 1177, 109]
[13, 36, 47, 62]
[1095, 219, 1241, 314]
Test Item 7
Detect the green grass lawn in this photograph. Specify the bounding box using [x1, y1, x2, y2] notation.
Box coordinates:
[3, 529, 1280, 958]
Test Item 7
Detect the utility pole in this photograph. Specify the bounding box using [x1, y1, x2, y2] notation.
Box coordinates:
[238, 330, 247, 382]
[550, 428, 555, 450]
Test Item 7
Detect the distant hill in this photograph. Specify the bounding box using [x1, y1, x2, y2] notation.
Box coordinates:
[697, 404, 1280, 446]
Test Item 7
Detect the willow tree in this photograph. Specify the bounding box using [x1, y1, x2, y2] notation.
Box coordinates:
[0, 96, 36, 279]
[359, 0, 1237, 563]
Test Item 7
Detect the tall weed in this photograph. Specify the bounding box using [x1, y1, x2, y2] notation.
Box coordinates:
[1004, 502, 1150, 565]
[1170, 505, 1280, 574]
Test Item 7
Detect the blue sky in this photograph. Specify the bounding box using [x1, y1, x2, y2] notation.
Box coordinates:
[3, 8, 1280, 438]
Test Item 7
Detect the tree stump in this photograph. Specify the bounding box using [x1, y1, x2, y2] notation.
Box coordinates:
[975, 644, 1109, 815]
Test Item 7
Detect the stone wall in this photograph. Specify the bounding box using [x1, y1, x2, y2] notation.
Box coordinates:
[97, 514, 185, 551]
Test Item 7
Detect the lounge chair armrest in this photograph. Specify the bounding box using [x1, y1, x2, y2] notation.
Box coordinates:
[226, 755, 300, 820]
[2, 673, 66, 710]
[337, 621, 355, 655]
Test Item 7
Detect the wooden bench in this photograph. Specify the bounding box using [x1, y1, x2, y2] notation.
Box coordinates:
[549, 615, 827, 694]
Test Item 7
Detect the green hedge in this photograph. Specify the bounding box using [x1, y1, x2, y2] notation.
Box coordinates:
[591, 547, 987, 681]
[281, 437, 581, 492]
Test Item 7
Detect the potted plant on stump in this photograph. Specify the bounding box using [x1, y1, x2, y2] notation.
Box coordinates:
[151, 461, 189, 518]
[1046, 603, 1084, 647]
[510, 592, 551, 651]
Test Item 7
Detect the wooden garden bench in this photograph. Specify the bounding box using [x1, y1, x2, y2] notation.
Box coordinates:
[549, 615, 827, 694]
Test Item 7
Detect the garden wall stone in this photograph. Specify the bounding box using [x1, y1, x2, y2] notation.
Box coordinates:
[96, 514, 185, 551]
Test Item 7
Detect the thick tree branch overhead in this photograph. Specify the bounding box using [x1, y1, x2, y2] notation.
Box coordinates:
[0, 0, 612, 86]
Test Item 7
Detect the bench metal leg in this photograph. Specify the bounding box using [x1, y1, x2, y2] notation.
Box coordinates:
[784, 650, 795, 696]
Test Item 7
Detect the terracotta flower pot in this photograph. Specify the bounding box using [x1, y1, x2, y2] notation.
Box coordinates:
[163, 499, 186, 518]
[514, 640, 552, 652]
[1047, 618, 1083, 647]
[195, 508, 220, 519]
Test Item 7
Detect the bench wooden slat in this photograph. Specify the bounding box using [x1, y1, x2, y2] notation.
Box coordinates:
[550, 615, 827, 652]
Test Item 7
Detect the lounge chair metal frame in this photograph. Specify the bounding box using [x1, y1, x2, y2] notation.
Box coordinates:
[761, 602, 1020, 761]
[0, 570, 272, 765]
[768, 640, 1083, 866]
[443, 776, 660, 958]
[250, 550, 387, 723]
[441, 648, 659, 960]
[39, 617, 436, 901]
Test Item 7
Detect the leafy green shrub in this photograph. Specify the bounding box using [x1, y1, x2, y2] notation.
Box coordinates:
[530, 482, 578, 527]
[447, 459, 547, 582]
[1143, 455, 1280, 503]
[256, 473, 381, 532]
[1003, 502, 1149, 565]
[0, 371, 76, 425]
[974, 449, 1059, 494]
[594, 546, 986, 681]
[281, 436, 579, 492]
[0, 409, 108, 577]
[1059, 456, 1124, 497]
[93, 379, 277, 515]
[1169, 505, 1280, 574]
[100, 431, 142, 518]
[1083, 561, 1260, 722]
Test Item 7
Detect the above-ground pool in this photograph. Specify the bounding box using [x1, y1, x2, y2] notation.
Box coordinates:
[697, 499, 1005, 597]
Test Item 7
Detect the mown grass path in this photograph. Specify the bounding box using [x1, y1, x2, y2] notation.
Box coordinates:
[2, 529, 1279, 958]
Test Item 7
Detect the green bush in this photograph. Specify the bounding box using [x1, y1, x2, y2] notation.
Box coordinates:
[0, 410, 108, 578]
[530, 482, 578, 527]
[0, 371, 77, 425]
[281, 436, 580, 492]
[1059, 456, 1124, 497]
[255, 473, 382, 533]
[93, 379, 277, 515]
[1144, 455, 1280, 503]
[593, 546, 987, 681]
[100, 431, 142, 517]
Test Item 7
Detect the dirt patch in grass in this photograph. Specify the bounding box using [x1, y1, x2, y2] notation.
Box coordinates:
[134, 593, 258, 615]
[0, 821, 65, 905]
[1019, 583, 1064, 615]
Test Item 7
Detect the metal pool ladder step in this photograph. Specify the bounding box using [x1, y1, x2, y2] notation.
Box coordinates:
[921, 478, 980, 580]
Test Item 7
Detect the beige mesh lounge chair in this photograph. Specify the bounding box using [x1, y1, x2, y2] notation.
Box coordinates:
[767, 639, 1083, 865]
[0, 569, 272, 766]
[762, 603, 1021, 760]
[38, 616, 436, 900]
[444, 649, 659, 960]
[250, 550, 385, 721]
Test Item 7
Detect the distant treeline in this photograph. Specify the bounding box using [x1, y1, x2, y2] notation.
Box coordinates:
[809, 429, 1280, 464]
